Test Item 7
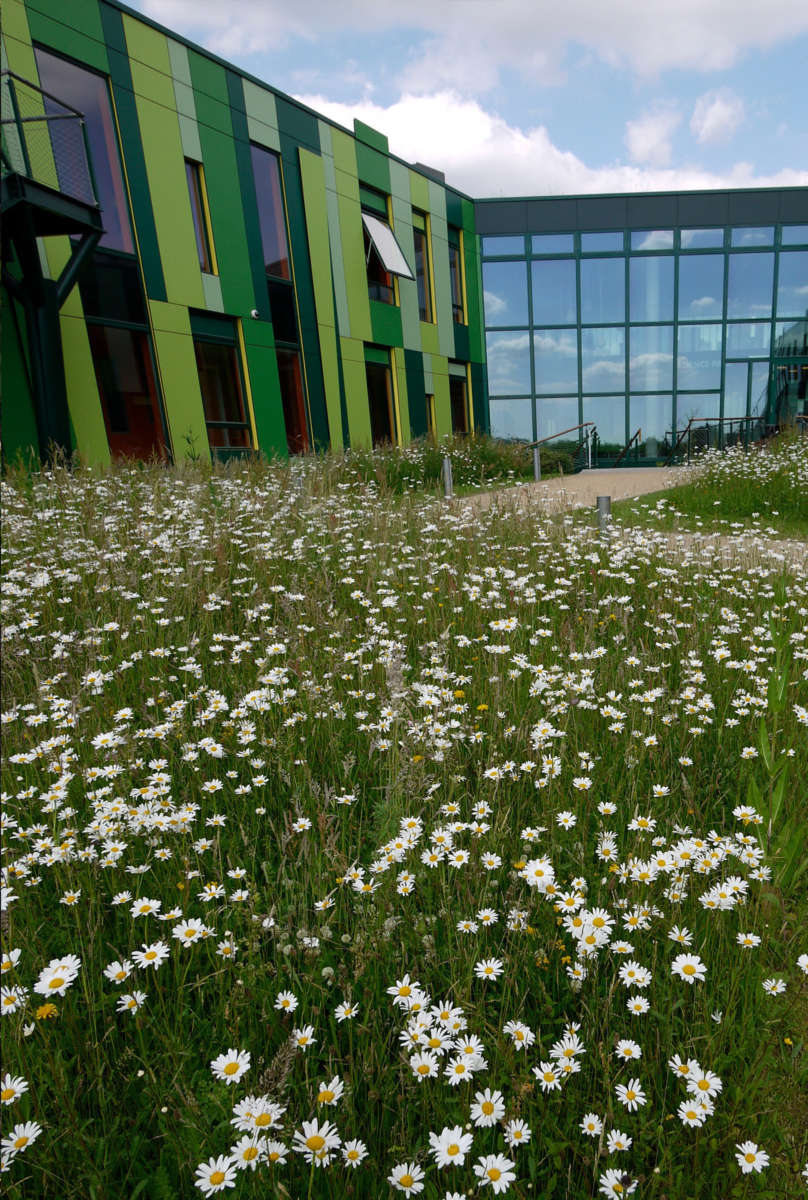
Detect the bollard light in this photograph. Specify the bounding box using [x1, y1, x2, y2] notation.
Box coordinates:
[442, 455, 453, 498]
[597, 495, 611, 537]
[533, 446, 541, 481]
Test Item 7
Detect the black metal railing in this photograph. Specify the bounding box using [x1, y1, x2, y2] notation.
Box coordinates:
[1, 71, 98, 208]
[663, 416, 767, 466]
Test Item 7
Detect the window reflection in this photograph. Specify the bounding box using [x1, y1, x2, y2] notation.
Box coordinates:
[678, 393, 720, 423]
[631, 230, 673, 251]
[630, 256, 673, 321]
[727, 253, 773, 318]
[781, 226, 808, 246]
[629, 394, 672, 456]
[537, 397, 580, 442]
[629, 325, 673, 391]
[678, 254, 724, 321]
[531, 234, 574, 254]
[489, 398, 532, 440]
[482, 235, 524, 256]
[581, 327, 625, 392]
[680, 228, 724, 249]
[532, 259, 576, 325]
[776, 251, 808, 318]
[581, 232, 623, 252]
[583, 396, 625, 449]
[533, 329, 578, 394]
[677, 324, 722, 389]
[482, 260, 528, 326]
[580, 258, 625, 324]
[731, 227, 773, 247]
[725, 322, 770, 356]
[723, 362, 749, 416]
[485, 330, 531, 394]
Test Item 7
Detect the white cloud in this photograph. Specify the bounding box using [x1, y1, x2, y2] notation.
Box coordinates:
[690, 89, 745, 144]
[138, 0, 808, 87]
[625, 108, 681, 166]
[293, 91, 808, 196]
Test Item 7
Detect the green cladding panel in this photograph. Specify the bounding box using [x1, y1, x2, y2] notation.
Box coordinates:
[1, 296, 39, 466]
[405, 349, 428, 439]
[241, 321, 288, 458]
[25, 0, 107, 72]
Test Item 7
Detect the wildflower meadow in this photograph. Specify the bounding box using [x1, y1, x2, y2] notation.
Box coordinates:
[1, 439, 807, 1199]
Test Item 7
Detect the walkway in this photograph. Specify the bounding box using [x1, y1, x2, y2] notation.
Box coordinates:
[465, 466, 681, 513]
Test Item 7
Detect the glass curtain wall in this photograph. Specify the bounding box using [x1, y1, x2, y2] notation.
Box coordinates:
[482, 224, 808, 459]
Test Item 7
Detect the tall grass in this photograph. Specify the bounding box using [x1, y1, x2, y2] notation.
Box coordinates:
[1, 447, 806, 1198]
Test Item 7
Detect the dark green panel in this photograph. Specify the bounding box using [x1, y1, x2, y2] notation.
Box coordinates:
[370, 299, 402, 346]
[27, 0, 108, 72]
[364, 344, 390, 365]
[190, 310, 236, 341]
[226, 72, 272, 322]
[471, 362, 488, 433]
[100, 5, 166, 301]
[275, 97, 319, 153]
[353, 120, 388, 154]
[276, 116, 329, 449]
[355, 141, 390, 194]
[464, 239, 484, 361]
[405, 349, 427, 438]
[188, 51, 233, 135]
[445, 190, 464, 229]
[453, 322, 470, 361]
[242, 327, 289, 458]
[0, 292, 40, 467]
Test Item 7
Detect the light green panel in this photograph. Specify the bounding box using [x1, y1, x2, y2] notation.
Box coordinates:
[337, 192, 372, 343]
[318, 122, 351, 338]
[394, 356, 411, 446]
[391, 196, 420, 349]
[167, 39, 192, 85]
[299, 148, 344, 450]
[331, 127, 358, 178]
[202, 273, 223, 312]
[423, 353, 434, 393]
[389, 160, 410, 205]
[243, 80, 280, 150]
[432, 368, 452, 439]
[59, 314, 110, 465]
[335, 167, 361, 202]
[178, 114, 202, 161]
[428, 180, 455, 360]
[3, 0, 36, 67]
[123, 17, 176, 110]
[149, 301, 209, 461]
[409, 170, 430, 212]
[420, 322, 440, 356]
[340, 339, 372, 447]
[4, 15, 60, 194]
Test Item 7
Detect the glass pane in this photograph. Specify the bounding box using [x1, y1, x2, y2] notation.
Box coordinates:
[536, 397, 580, 443]
[268, 280, 298, 344]
[581, 232, 623, 252]
[531, 234, 574, 254]
[631, 230, 673, 251]
[776, 251, 808, 317]
[583, 396, 625, 450]
[731, 227, 773, 247]
[490, 398, 532, 440]
[750, 361, 770, 419]
[630, 256, 673, 320]
[78, 251, 146, 324]
[532, 259, 577, 324]
[276, 348, 309, 454]
[725, 322, 771, 356]
[533, 329, 579, 394]
[194, 337, 249, 443]
[485, 331, 531, 394]
[250, 144, 290, 279]
[449, 243, 464, 322]
[450, 377, 468, 434]
[414, 226, 432, 321]
[723, 362, 749, 416]
[677, 324, 722, 389]
[727, 253, 774, 318]
[366, 361, 394, 446]
[678, 393, 720, 422]
[781, 225, 808, 246]
[629, 394, 672, 456]
[482, 235, 524, 256]
[186, 161, 212, 272]
[681, 228, 724, 249]
[580, 258, 625, 324]
[581, 326, 625, 392]
[88, 325, 165, 459]
[629, 325, 673, 390]
[364, 227, 394, 304]
[362, 213, 413, 279]
[483, 261, 528, 326]
[677, 254, 725, 320]
[774, 319, 808, 354]
[34, 48, 133, 253]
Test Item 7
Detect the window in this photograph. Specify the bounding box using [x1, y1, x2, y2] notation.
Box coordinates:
[580, 258, 625, 324]
[34, 47, 133, 253]
[532, 259, 576, 325]
[482, 235, 524, 256]
[483, 260, 528, 327]
[629, 325, 673, 391]
[629, 256, 673, 322]
[88, 325, 166, 460]
[581, 327, 625, 393]
[448, 227, 465, 323]
[485, 330, 531, 395]
[426, 393, 437, 440]
[727, 253, 774, 318]
[677, 323, 722, 390]
[191, 318, 252, 453]
[680, 228, 724, 249]
[412, 211, 433, 323]
[250, 144, 290, 279]
[489, 397, 532, 440]
[185, 160, 215, 273]
[276, 349, 308, 455]
[581, 232, 623, 253]
[361, 192, 413, 306]
[365, 354, 396, 446]
[678, 254, 725, 320]
[534, 329, 578, 395]
[449, 368, 469, 434]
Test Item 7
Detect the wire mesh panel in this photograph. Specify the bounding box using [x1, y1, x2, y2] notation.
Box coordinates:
[1, 72, 97, 207]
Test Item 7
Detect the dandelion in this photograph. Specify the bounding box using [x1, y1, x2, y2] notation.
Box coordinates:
[211, 1049, 251, 1086]
[735, 1141, 770, 1174]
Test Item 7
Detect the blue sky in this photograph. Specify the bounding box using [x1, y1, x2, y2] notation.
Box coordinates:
[132, 0, 808, 197]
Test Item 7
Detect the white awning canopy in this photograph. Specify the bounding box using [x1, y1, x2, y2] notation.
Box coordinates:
[362, 212, 414, 279]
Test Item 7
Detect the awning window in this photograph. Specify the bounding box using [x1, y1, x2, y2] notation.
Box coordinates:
[362, 212, 414, 280]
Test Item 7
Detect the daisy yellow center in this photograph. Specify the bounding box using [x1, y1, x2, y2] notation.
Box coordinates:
[626, 1090, 636, 1101]
[223, 1062, 240, 1075]
[115, 971, 126, 980]
[682, 964, 696, 975]
[428, 1037, 440, 1048]
[448, 1144, 460, 1156]
[686, 1110, 698, 1119]
[184, 930, 196, 939]
[243, 1147, 258, 1161]
[306, 1135, 326, 1151]
[268, 1151, 281, 1161]
[3, 997, 16, 1006]
[697, 1080, 709, 1091]
[209, 1171, 225, 1185]
[318, 1090, 335, 1103]
[482, 1101, 494, 1114]
[1, 1088, 15, 1101]
[255, 1113, 272, 1127]
[399, 986, 411, 997]
[454, 1063, 466, 1074]
[49, 976, 65, 989]
[347, 1150, 359, 1160]
[14, 1136, 29, 1149]
[745, 1153, 756, 1163]
[487, 1168, 502, 1181]
[145, 952, 157, 961]
[399, 1173, 414, 1187]
[417, 1064, 430, 1075]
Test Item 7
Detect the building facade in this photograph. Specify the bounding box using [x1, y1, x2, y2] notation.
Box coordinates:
[477, 192, 808, 460]
[1, 0, 485, 466]
[2, 1, 807, 469]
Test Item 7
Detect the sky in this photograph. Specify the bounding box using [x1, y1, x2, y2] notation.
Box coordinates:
[131, 0, 808, 198]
